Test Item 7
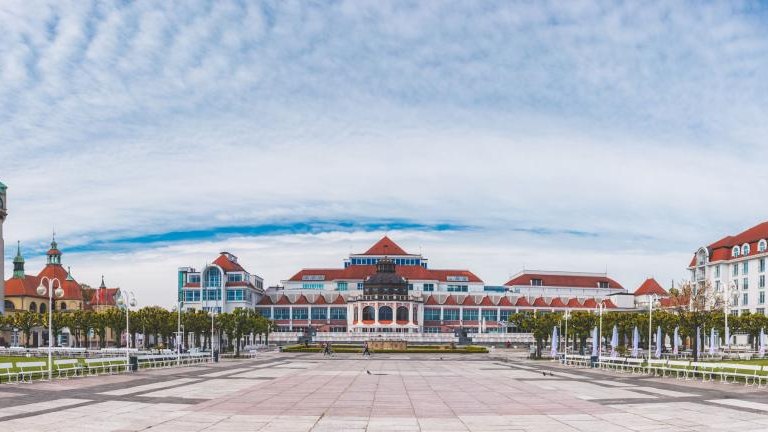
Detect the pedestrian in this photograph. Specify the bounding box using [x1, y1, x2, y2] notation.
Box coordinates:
[362, 341, 371, 357]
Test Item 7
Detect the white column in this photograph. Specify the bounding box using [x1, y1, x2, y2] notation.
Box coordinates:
[408, 303, 414, 323]
[374, 302, 379, 325]
[289, 306, 293, 331]
[327, 306, 331, 324]
[459, 306, 464, 325]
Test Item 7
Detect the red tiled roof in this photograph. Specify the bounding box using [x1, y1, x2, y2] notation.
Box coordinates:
[692, 221, 768, 266]
[36, 265, 83, 300]
[497, 297, 514, 307]
[91, 287, 119, 306]
[634, 278, 668, 297]
[504, 273, 623, 289]
[602, 299, 617, 308]
[276, 295, 291, 305]
[461, 296, 476, 306]
[288, 265, 482, 283]
[443, 295, 458, 305]
[225, 281, 253, 287]
[549, 297, 567, 308]
[184, 282, 201, 288]
[5, 275, 44, 298]
[212, 253, 246, 273]
[425, 295, 439, 305]
[294, 294, 309, 305]
[478, 296, 495, 306]
[332, 295, 346, 305]
[362, 236, 409, 255]
[566, 298, 583, 308]
[532, 297, 549, 307]
[257, 296, 273, 305]
[515, 297, 531, 307]
[313, 295, 327, 305]
[582, 298, 598, 308]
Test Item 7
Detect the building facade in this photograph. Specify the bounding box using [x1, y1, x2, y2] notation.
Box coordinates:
[262, 237, 626, 342]
[178, 252, 265, 313]
[689, 221, 768, 316]
[0, 180, 6, 315]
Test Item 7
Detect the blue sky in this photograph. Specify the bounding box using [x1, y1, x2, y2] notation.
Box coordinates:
[2, 1, 768, 306]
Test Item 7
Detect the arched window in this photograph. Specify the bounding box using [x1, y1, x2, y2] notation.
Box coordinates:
[742, 243, 751, 256]
[29, 302, 37, 312]
[732, 246, 740, 257]
[362, 306, 375, 321]
[378, 306, 393, 321]
[39, 303, 47, 314]
[60, 302, 67, 311]
[205, 267, 221, 288]
[396, 306, 408, 322]
[4, 300, 14, 310]
[759, 240, 767, 253]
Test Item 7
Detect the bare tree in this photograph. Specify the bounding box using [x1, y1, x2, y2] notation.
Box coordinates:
[669, 280, 724, 362]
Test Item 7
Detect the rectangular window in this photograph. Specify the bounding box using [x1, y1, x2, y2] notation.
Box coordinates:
[292, 308, 308, 320]
[424, 327, 440, 333]
[188, 274, 201, 283]
[302, 275, 325, 281]
[715, 281, 721, 292]
[408, 284, 414, 291]
[227, 273, 243, 282]
[743, 278, 749, 290]
[744, 261, 749, 274]
[447, 275, 469, 282]
[273, 308, 290, 320]
[311, 307, 327, 320]
[443, 309, 459, 320]
[531, 279, 543, 286]
[500, 310, 512, 321]
[337, 282, 348, 291]
[202, 289, 222, 301]
[255, 308, 271, 318]
[424, 308, 441, 320]
[715, 265, 721, 278]
[447, 285, 468, 292]
[760, 291, 765, 305]
[226, 289, 244, 301]
[481, 309, 498, 321]
[462, 308, 479, 321]
[330, 308, 346, 320]
[423, 284, 435, 292]
[301, 283, 324, 290]
[762, 259, 766, 273]
[743, 292, 749, 306]
[184, 290, 201, 302]
[357, 283, 364, 290]
[598, 281, 609, 288]
[761, 275, 766, 288]
[758, 308, 766, 315]
[733, 264, 739, 276]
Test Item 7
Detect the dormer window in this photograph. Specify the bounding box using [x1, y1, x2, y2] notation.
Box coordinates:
[598, 281, 609, 289]
[732, 246, 740, 258]
[759, 240, 767, 253]
[742, 243, 751, 256]
[531, 278, 543, 286]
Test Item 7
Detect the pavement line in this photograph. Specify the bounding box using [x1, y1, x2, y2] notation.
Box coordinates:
[201, 367, 253, 377]
[0, 398, 91, 419]
[707, 399, 768, 411]
[100, 378, 199, 396]
[631, 386, 698, 397]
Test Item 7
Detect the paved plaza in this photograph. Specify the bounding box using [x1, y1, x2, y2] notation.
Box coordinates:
[2, 353, 768, 431]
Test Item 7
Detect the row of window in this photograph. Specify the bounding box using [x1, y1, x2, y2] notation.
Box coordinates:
[257, 307, 347, 320]
[446, 285, 469, 292]
[349, 257, 423, 266]
[732, 240, 768, 258]
[301, 282, 458, 291]
[183, 289, 253, 302]
[422, 308, 513, 321]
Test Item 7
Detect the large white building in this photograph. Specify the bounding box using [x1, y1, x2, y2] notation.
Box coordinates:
[689, 221, 768, 316]
[178, 252, 265, 313]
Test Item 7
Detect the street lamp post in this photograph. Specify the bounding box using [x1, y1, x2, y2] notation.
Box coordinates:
[36, 277, 64, 381]
[597, 301, 606, 356]
[647, 294, 659, 372]
[116, 289, 136, 366]
[563, 309, 570, 363]
[725, 281, 735, 349]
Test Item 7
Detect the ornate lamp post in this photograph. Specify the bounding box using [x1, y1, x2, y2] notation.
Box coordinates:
[647, 293, 660, 372]
[37, 277, 64, 381]
[116, 289, 136, 365]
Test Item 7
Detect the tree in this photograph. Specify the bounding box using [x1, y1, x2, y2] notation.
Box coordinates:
[568, 311, 596, 355]
[92, 311, 108, 348]
[510, 311, 562, 359]
[102, 307, 127, 347]
[12, 311, 41, 347]
[671, 280, 723, 362]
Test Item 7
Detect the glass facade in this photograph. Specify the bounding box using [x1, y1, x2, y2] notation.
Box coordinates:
[462, 309, 479, 321]
[481, 309, 498, 321]
[226, 289, 244, 301]
[443, 309, 459, 320]
[273, 308, 290, 320]
[292, 308, 308, 319]
[330, 308, 346, 319]
[311, 307, 327, 320]
[424, 308, 441, 320]
[205, 268, 221, 287]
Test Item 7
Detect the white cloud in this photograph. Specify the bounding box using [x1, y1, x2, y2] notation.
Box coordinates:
[2, 1, 768, 302]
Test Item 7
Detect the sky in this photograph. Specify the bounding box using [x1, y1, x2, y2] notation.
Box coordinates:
[2, 1, 768, 307]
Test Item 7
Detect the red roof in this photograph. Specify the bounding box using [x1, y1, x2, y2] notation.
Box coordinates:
[257, 296, 273, 305]
[582, 298, 598, 308]
[443, 295, 458, 305]
[634, 278, 668, 297]
[362, 236, 409, 255]
[288, 265, 482, 283]
[566, 298, 583, 308]
[497, 297, 514, 306]
[91, 287, 119, 306]
[5, 275, 44, 298]
[532, 297, 549, 307]
[515, 297, 531, 307]
[313, 295, 327, 305]
[212, 253, 246, 273]
[461, 296, 476, 306]
[276, 295, 291, 305]
[504, 273, 623, 289]
[425, 295, 439, 305]
[691, 221, 768, 266]
[332, 295, 346, 305]
[478, 296, 495, 306]
[36, 265, 82, 300]
[294, 294, 309, 305]
[602, 299, 617, 308]
[549, 297, 567, 308]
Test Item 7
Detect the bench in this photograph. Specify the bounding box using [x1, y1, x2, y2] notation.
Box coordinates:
[54, 359, 83, 379]
[16, 361, 48, 382]
[720, 364, 763, 386]
[85, 357, 129, 375]
[598, 357, 625, 371]
[624, 358, 645, 374]
[0, 362, 17, 384]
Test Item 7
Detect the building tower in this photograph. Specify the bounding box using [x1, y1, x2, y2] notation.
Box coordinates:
[0, 180, 6, 314]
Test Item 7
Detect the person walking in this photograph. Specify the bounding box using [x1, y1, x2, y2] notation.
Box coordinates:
[362, 341, 371, 358]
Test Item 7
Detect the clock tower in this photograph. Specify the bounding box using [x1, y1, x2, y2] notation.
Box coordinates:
[0, 180, 6, 314]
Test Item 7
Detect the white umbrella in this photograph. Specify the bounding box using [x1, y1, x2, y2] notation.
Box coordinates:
[709, 327, 716, 355]
[591, 326, 598, 357]
[673, 326, 679, 355]
[610, 325, 618, 358]
[696, 326, 701, 357]
[655, 326, 662, 359]
[631, 326, 639, 358]
[760, 328, 765, 357]
[550, 326, 558, 358]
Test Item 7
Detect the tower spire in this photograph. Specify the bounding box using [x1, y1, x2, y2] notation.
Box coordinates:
[12, 241, 25, 278]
